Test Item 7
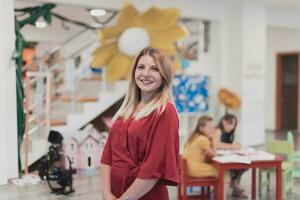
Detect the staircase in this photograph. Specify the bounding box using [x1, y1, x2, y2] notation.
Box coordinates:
[51, 80, 128, 133]
[21, 29, 128, 170]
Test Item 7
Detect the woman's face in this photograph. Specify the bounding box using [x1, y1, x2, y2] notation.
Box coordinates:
[135, 55, 163, 98]
[222, 119, 236, 133]
[200, 121, 215, 139]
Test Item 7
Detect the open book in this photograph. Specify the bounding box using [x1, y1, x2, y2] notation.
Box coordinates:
[213, 150, 275, 164]
[213, 154, 252, 164]
[216, 147, 256, 156]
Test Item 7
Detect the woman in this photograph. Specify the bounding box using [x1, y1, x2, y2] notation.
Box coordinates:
[183, 115, 217, 178]
[100, 47, 179, 200]
[213, 113, 248, 199]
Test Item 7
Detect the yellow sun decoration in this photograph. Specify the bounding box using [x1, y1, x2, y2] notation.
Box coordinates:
[91, 4, 187, 82]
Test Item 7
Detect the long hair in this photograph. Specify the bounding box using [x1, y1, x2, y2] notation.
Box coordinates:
[217, 113, 238, 143]
[185, 115, 213, 147]
[113, 47, 173, 121]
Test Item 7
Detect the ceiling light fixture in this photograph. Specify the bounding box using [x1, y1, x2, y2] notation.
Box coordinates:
[90, 9, 106, 16]
[35, 21, 47, 28]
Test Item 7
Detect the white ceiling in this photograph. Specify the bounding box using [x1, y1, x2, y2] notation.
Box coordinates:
[14, 0, 300, 43]
[15, 1, 117, 43]
[16, 0, 300, 10]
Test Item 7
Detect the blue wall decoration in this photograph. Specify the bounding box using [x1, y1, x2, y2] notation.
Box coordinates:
[173, 74, 209, 113]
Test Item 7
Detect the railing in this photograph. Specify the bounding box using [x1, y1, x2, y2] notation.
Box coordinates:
[22, 27, 107, 169]
[36, 28, 94, 67]
[23, 71, 51, 174]
[43, 28, 103, 103]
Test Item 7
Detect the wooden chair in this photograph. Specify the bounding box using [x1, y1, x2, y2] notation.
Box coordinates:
[178, 156, 217, 200]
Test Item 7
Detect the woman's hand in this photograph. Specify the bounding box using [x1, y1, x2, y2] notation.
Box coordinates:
[204, 147, 216, 163]
[103, 192, 117, 200]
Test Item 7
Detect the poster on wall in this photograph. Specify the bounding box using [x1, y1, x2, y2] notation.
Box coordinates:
[177, 19, 209, 61]
[173, 74, 209, 113]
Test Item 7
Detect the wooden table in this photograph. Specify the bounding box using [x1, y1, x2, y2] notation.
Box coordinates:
[212, 156, 283, 200]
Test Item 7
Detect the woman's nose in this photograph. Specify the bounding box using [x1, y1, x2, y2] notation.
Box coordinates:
[141, 69, 150, 76]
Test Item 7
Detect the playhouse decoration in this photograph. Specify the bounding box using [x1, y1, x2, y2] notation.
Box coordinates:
[65, 124, 108, 169]
[173, 74, 209, 113]
[218, 88, 241, 112]
[91, 3, 187, 81]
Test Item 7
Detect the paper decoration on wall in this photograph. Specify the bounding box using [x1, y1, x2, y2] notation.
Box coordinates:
[91, 4, 187, 82]
[218, 88, 241, 112]
[173, 74, 209, 113]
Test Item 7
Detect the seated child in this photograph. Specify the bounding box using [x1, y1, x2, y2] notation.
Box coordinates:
[183, 115, 218, 178]
[213, 113, 248, 199]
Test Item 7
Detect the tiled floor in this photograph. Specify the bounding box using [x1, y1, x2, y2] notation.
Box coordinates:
[0, 131, 299, 200]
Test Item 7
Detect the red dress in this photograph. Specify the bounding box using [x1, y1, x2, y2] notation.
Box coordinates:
[101, 102, 179, 199]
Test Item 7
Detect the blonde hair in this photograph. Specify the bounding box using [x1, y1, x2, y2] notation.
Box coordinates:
[184, 115, 213, 147]
[113, 47, 173, 121]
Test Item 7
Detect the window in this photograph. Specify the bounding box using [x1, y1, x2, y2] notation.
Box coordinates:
[71, 144, 74, 150]
[85, 143, 88, 149]
[90, 143, 93, 149]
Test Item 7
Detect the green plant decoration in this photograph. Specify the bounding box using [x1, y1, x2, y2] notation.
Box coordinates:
[14, 3, 56, 174]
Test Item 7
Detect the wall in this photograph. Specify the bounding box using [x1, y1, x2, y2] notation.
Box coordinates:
[0, 0, 19, 184]
[178, 0, 266, 146]
[267, 7, 300, 30]
[220, 0, 266, 146]
[185, 21, 222, 118]
[178, 20, 223, 147]
[240, 1, 266, 145]
[265, 26, 300, 130]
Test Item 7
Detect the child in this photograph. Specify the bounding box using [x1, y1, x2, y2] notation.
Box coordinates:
[213, 113, 248, 199]
[183, 115, 217, 178]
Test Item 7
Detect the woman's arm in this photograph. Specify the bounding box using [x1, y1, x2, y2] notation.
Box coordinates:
[100, 164, 117, 200]
[213, 129, 240, 150]
[204, 146, 216, 158]
[118, 178, 158, 200]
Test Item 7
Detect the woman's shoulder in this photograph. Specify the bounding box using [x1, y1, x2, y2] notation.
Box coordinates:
[162, 101, 177, 115]
[164, 101, 176, 110]
[110, 117, 125, 129]
[158, 101, 178, 121]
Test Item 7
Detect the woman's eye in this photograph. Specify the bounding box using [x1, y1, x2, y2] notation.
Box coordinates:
[151, 67, 159, 72]
[137, 65, 144, 69]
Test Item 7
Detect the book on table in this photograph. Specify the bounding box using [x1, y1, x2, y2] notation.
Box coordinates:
[213, 148, 275, 164]
[216, 147, 256, 156]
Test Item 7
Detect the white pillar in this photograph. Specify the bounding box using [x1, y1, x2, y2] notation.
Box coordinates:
[222, 0, 266, 146]
[0, 0, 19, 185]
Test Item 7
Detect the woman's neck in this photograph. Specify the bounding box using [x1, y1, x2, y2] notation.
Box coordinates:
[140, 93, 154, 104]
[139, 91, 159, 107]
